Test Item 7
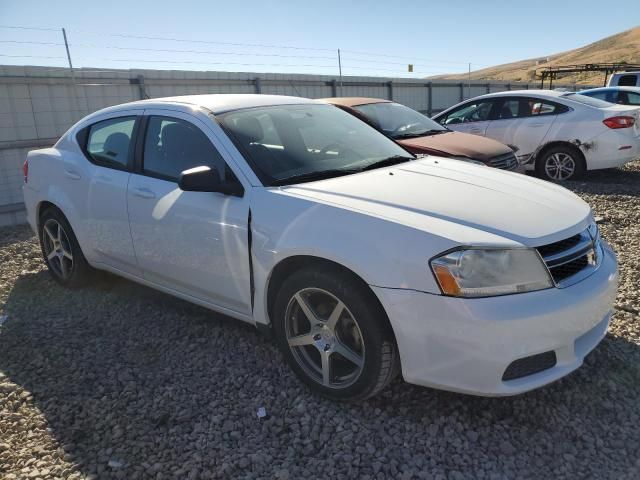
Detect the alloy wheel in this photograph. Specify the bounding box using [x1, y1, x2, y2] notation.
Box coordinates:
[42, 218, 74, 280]
[544, 152, 576, 180]
[284, 288, 365, 389]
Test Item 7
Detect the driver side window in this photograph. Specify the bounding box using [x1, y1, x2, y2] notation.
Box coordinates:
[142, 116, 229, 182]
[442, 100, 494, 124]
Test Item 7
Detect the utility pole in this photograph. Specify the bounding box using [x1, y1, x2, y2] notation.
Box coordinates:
[61, 28, 75, 83]
[337, 49, 343, 96]
[468, 62, 471, 99]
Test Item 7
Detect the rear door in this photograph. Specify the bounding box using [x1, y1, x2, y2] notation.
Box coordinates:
[484, 97, 562, 163]
[80, 111, 142, 275]
[126, 109, 252, 317]
[436, 98, 496, 137]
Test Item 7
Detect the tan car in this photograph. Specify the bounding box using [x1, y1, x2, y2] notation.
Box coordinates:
[322, 97, 522, 171]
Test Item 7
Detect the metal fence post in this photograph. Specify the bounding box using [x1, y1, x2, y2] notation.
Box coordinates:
[136, 74, 147, 99]
[459, 83, 464, 101]
[330, 79, 338, 97]
[427, 82, 433, 117]
[486, 83, 490, 94]
[254, 77, 262, 94]
[387, 81, 393, 101]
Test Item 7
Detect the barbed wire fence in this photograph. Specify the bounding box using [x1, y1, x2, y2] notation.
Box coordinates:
[0, 24, 484, 86]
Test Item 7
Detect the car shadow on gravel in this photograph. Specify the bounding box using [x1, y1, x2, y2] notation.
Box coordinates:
[2, 270, 640, 479]
[563, 164, 640, 197]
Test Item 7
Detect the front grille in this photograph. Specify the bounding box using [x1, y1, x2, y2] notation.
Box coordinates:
[535, 225, 601, 287]
[489, 152, 518, 170]
[503, 351, 557, 381]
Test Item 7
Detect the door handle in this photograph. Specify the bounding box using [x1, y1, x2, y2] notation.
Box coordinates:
[131, 187, 156, 199]
[64, 169, 81, 180]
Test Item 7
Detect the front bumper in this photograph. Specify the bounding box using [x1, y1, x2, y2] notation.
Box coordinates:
[372, 242, 618, 396]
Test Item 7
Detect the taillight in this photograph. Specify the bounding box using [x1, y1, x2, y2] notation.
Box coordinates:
[603, 116, 635, 129]
[22, 159, 28, 183]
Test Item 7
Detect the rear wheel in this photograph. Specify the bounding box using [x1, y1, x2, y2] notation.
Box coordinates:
[273, 266, 399, 401]
[535, 145, 585, 181]
[39, 208, 95, 287]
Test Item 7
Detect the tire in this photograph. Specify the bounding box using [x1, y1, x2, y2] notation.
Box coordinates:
[273, 266, 399, 401]
[39, 207, 95, 288]
[535, 145, 585, 181]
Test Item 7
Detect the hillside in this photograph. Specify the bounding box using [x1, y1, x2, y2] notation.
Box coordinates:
[432, 26, 640, 85]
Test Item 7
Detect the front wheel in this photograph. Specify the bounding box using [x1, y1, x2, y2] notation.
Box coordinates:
[535, 146, 585, 181]
[273, 267, 399, 401]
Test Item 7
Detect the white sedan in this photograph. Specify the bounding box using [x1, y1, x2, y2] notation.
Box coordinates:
[433, 90, 640, 181]
[23, 94, 617, 401]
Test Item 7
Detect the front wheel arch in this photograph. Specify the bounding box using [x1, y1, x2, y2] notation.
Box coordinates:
[266, 256, 396, 340]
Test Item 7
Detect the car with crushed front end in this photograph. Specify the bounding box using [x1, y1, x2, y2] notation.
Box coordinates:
[23, 94, 618, 401]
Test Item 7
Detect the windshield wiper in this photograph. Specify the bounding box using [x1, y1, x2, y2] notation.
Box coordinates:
[270, 168, 359, 186]
[394, 129, 447, 139]
[358, 155, 413, 171]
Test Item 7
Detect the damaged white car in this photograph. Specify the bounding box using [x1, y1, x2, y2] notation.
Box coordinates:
[434, 90, 640, 180]
[23, 94, 618, 401]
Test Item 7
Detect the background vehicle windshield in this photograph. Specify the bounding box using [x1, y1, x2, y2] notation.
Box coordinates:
[562, 93, 613, 108]
[354, 102, 447, 138]
[220, 104, 413, 185]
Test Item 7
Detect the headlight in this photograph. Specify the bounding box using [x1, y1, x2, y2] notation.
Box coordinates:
[430, 248, 553, 297]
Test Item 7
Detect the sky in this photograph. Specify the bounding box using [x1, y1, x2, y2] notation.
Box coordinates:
[0, 0, 638, 78]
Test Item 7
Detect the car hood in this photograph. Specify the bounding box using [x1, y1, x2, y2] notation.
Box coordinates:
[398, 131, 512, 160]
[277, 157, 591, 246]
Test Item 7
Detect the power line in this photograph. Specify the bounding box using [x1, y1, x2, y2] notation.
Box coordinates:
[0, 25, 60, 32]
[67, 29, 337, 52]
[0, 53, 66, 59]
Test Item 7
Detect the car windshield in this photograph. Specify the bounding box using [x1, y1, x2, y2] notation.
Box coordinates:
[219, 104, 414, 186]
[561, 93, 614, 108]
[354, 102, 447, 139]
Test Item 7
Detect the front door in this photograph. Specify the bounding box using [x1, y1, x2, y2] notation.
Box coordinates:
[127, 110, 252, 317]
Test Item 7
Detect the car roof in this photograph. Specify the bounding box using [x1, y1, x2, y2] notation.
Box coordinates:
[105, 94, 323, 115]
[480, 89, 566, 99]
[319, 97, 392, 107]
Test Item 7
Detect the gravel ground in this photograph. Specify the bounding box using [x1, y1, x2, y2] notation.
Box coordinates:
[1, 163, 640, 480]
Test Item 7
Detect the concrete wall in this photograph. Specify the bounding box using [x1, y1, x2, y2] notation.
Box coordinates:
[0, 65, 591, 226]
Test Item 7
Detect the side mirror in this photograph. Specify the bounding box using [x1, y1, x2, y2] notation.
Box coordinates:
[178, 166, 244, 197]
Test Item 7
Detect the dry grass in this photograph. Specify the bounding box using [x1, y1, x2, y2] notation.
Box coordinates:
[433, 26, 640, 85]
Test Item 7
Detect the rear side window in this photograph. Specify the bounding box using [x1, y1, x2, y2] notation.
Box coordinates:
[495, 98, 568, 119]
[526, 100, 567, 116]
[85, 117, 136, 169]
[618, 75, 639, 87]
[143, 116, 228, 182]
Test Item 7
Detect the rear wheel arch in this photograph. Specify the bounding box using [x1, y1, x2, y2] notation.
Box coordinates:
[37, 201, 64, 232]
[535, 141, 587, 166]
[534, 141, 587, 180]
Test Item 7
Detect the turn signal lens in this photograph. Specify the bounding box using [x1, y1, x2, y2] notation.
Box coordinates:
[433, 264, 461, 296]
[603, 116, 635, 129]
